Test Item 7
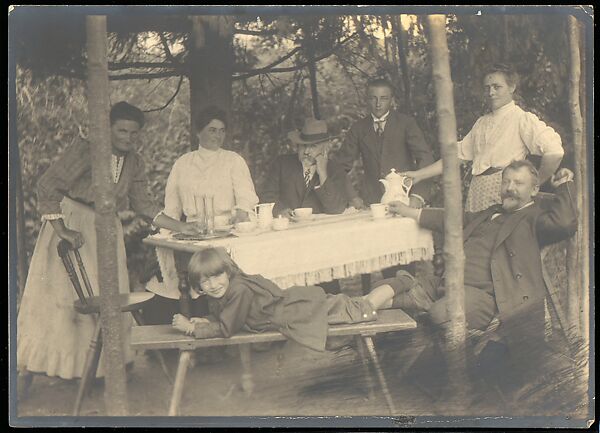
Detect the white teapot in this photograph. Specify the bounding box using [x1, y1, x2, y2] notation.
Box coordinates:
[379, 168, 413, 205]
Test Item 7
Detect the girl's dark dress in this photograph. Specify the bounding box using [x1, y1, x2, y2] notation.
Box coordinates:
[191, 273, 378, 352]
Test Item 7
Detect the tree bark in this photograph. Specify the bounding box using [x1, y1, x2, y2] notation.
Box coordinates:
[566, 15, 588, 346]
[393, 15, 413, 113]
[303, 21, 321, 120]
[86, 15, 128, 416]
[189, 16, 235, 150]
[427, 14, 469, 413]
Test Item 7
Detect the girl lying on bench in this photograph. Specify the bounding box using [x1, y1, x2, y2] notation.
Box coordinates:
[171, 247, 410, 352]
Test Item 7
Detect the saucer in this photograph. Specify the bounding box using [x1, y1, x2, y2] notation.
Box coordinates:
[172, 229, 232, 241]
[231, 227, 270, 237]
[291, 215, 315, 223]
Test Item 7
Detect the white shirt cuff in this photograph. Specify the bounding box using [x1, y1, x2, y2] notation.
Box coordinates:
[41, 213, 65, 222]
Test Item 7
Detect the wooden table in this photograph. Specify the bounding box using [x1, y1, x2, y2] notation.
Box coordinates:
[131, 309, 417, 416]
[144, 211, 434, 295]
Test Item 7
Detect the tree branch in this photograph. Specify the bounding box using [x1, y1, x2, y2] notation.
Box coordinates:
[108, 61, 182, 71]
[234, 46, 302, 73]
[234, 28, 277, 36]
[233, 32, 358, 81]
[143, 75, 185, 112]
[109, 71, 183, 81]
[159, 32, 178, 64]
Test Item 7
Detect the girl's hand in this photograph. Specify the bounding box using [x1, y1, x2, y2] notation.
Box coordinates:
[172, 314, 194, 335]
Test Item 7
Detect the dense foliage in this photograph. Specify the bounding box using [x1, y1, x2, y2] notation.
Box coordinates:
[16, 14, 577, 287]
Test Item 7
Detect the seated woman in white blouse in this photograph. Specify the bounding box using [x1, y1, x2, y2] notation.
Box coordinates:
[146, 105, 259, 324]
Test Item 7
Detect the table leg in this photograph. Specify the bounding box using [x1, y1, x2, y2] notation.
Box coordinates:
[362, 336, 397, 415]
[354, 335, 375, 400]
[239, 344, 254, 395]
[360, 273, 372, 295]
[131, 310, 173, 384]
[73, 318, 103, 416]
[168, 350, 193, 416]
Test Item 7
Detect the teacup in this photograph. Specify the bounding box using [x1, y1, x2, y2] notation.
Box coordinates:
[234, 221, 256, 233]
[370, 203, 388, 219]
[272, 217, 289, 231]
[293, 207, 313, 219]
[214, 214, 232, 229]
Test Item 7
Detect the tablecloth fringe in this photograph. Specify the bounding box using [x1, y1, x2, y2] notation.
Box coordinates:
[273, 248, 433, 289]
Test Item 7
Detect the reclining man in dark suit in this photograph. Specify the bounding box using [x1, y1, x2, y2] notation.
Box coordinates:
[260, 118, 350, 293]
[367, 160, 577, 384]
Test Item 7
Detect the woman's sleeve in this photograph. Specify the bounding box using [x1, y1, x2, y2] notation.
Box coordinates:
[128, 155, 161, 221]
[37, 141, 90, 217]
[160, 158, 184, 220]
[231, 153, 259, 214]
[457, 125, 475, 162]
[519, 111, 564, 156]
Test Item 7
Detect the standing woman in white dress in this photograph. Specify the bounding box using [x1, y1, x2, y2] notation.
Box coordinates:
[146, 105, 259, 324]
[401, 63, 564, 213]
[17, 102, 160, 385]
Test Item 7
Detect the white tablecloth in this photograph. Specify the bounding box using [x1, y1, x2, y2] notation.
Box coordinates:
[145, 211, 434, 297]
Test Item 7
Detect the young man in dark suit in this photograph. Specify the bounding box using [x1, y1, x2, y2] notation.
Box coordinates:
[335, 78, 436, 281]
[335, 78, 435, 209]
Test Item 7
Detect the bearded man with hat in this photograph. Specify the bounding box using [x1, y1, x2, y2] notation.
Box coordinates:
[260, 118, 350, 219]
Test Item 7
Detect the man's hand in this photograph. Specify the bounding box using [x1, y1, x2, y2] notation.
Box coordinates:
[388, 200, 421, 221]
[409, 195, 425, 209]
[232, 209, 250, 224]
[278, 208, 294, 218]
[172, 314, 194, 335]
[399, 170, 422, 185]
[388, 201, 411, 216]
[550, 168, 574, 188]
[350, 197, 366, 210]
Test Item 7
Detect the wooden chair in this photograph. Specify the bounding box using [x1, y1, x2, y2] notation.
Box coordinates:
[56, 240, 172, 416]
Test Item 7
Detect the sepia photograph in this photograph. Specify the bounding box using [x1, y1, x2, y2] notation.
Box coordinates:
[8, 5, 594, 429]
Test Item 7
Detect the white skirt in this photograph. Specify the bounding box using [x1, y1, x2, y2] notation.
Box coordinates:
[17, 197, 134, 379]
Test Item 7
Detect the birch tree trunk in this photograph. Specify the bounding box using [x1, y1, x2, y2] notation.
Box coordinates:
[303, 21, 321, 120]
[393, 15, 413, 113]
[566, 15, 588, 347]
[86, 15, 128, 415]
[189, 16, 234, 150]
[427, 14, 469, 411]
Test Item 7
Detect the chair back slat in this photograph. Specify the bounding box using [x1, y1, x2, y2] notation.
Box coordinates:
[57, 240, 89, 305]
[73, 249, 95, 298]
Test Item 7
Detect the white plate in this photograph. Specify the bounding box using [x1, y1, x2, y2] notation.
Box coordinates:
[231, 228, 270, 237]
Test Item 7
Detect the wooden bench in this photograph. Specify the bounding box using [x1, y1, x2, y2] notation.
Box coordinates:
[131, 309, 416, 416]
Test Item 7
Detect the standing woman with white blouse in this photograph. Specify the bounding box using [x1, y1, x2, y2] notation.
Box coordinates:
[18, 102, 160, 384]
[148, 105, 259, 324]
[401, 63, 564, 213]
